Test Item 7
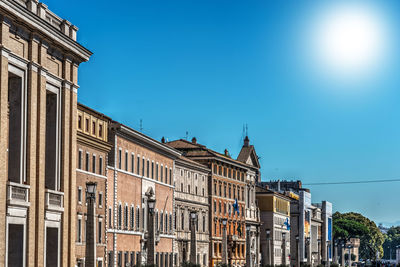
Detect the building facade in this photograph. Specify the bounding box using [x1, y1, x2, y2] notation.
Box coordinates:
[172, 155, 210, 266]
[256, 187, 291, 266]
[75, 104, 112, 266]
[0, 0, 91, 266]
[106, 122, 180, 267]
[237, 136, 261, 267]
[168, 138, 248, 267]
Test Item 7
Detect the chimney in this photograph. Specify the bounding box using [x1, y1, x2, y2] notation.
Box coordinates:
[224, 149, 229, 156]
[277, 180, 281, 192]
[191, 137, 197, 144]
[161, 137, 165, 143]
[244, 136, 250, 147]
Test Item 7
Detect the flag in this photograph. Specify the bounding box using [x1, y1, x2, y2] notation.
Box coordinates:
[284, 218, 290, 230]
[233, 199, 239, 215]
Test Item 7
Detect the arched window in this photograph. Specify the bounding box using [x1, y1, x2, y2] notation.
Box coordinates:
[124, 205, 128, 229]
[130, 206, 135, 229]
[165, 213, 168, 232]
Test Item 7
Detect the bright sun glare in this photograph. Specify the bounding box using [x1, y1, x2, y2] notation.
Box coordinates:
[311, 3, 388, 80]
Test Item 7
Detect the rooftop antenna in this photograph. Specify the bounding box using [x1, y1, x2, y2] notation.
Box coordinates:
[245, 123, 248, 137]
[185, 131, 189, 140]
[140, 119, 143, 132]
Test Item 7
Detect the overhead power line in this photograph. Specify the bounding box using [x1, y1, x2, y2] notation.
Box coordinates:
[303, 178, 400, 186]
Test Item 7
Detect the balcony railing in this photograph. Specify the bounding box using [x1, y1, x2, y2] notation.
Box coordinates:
[7, 181, 30, 207]
[45, 189, 64, 212]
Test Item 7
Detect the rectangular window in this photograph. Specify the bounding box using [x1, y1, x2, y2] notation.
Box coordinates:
[45, 90, 58, 190]
[169, 169, 172, 185]
[78, 187, 82, 203]
[146, 160, 150, 177]
[109, 208, 112, 228]
[92, 155, 96, 174]
[85, 152, 90, 171]
[99, 123, 103, 137]
[92, 121, 96, 135]
[77, 218, 82, 242]
[98, 192, 103, 208]
[99, 157, 103, 175]
[137, 156, 140, 175]
[131, 154, 134, 173]
[131, 206, 135, 229]
[165, 167, 168, 184]
[151, 162, 154, 179]
[142, 158, 145, 176]
[118, 149, 122, 169]
[85, 118, 89, 132]
[160, 165, 163, 182]
[78, 150, 82, 169]
[78, 115, 82, 129]
[98, 220, 102, 244]
[125, 151, 128, 171]
[156, 163, 159, 181]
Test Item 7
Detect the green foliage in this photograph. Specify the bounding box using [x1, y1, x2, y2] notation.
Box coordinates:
[344, 254, 356, 261]
[382, 225, 400, 259]
[333, 212, 384, 260]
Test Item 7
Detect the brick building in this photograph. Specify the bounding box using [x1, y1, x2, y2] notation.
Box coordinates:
[75, 103, 112, 266]
[171, 152, 210, 266]
[167, 138, 248, 267]
[106, 121, 180, 267]
[0, 0, 91, 266]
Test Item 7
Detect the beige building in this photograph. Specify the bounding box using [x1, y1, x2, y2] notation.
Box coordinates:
[75, 104, 112, 267]
[256, 187, 291, 266]
[106, 121, 180, 267]
[0, 0, 91, 266]
[172, 153, 210, 267]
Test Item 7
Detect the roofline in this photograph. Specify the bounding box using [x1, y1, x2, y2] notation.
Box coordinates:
[78, 102, 112, 121]
[0, 0, 92, 62]
[113, 122, 181, 159]
[175, 157, 210, 173]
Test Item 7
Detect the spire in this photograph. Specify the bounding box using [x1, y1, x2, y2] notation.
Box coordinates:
[244, 135, 250, 147]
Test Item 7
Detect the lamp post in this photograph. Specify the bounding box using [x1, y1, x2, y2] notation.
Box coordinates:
[222, 218, 228, 265]
[85, 182, 97, 267]
[282, 232, 287, 266]
[190, 211, 198, 264]
[296, 235, 300, 267]
[246, 224, 251, 267]
[266, 229, 271, 266]
[340, 242, 345, 267]
[147, 196, 156, 265]
[318, 239, 321, 265]
[334, 241, 338, 265]
[306, 237, 311, 266]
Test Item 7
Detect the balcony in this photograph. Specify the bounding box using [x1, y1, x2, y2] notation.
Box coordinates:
[7, 181, 30, 207]
[45, 189, 64, 212]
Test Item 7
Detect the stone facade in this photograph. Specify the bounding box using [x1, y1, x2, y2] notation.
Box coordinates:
[172, 155, 210, 267]
[106, 122, 180, 267]
[75, 103, 112, 267]
[256, 187, 291, 266]
[167, 138, 249, 267]
[0, 0, 91, 266]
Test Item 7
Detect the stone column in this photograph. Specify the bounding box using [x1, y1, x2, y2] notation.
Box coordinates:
[190, 212, 197, 264]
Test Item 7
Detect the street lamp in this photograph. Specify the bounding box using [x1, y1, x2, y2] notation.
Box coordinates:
[190, 211, 198, 264]
[306, 237, 311, 265]
[266, 229, 271, 266]
[85, 182, 97, 267]
[222, 218, 228, 264]
[147, 195, 156, 265]
[246, 224, 251, 267]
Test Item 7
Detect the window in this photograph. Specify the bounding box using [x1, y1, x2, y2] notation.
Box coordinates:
[99, 157, 103, 175]
[118, 204, 122, 229]
[223, 167, 227, 177]
[78, 187, 82, 203]
[188, 185, 190, 194]
[117, 252, 122, 267]
[169, 169, 172, 185]
[202, 188, 205, 196]
[78, 150, 82, 169]
[77, 217, 82, 242]
[142, 158, 145, 176]
[165, 213, 168, 233]
[130, 206, 135, 229]
[147, 160, 150, 177]
[195, 186, 198, 195]
[137, 155, 140, 174]
[151, 162, 154, 179]
[156, 163, 159, 181]
[78, 115, 82, 129]
[160, 211, 164, 233]
[98, 220, 102, 243]
[85, 118, 89, 132]
[124, 205, 128, 229]
[92, 121, 96, 135]
[131, 154, 134, 173]
[125, 151, 128, 171]
[214, 201, 216, 212]
[118, 149, 122, 169]
[136, 207, 140, 231]
[181, 211, 184, 230]
[165, 167, 168, 184]
[45, 89, 59, 190]
[109, 207, 112, 228]
[98, 192, 103, 208]
[161, 165, 164, 182]
[169, 214, 172, 232]
[85, 152, 90, 171]
[181, 183, 183, 192]
[92, 154, 96, 173]
[130, 252, 135, 267]
[99, 123, 103, 137]
[203, 215, 206, 232]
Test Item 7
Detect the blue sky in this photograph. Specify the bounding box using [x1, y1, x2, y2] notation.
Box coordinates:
[46, 0, 400, 225]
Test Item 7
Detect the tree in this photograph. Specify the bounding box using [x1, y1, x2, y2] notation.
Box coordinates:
[382, 226, 400, 260]
[333, 212, 384, 260]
